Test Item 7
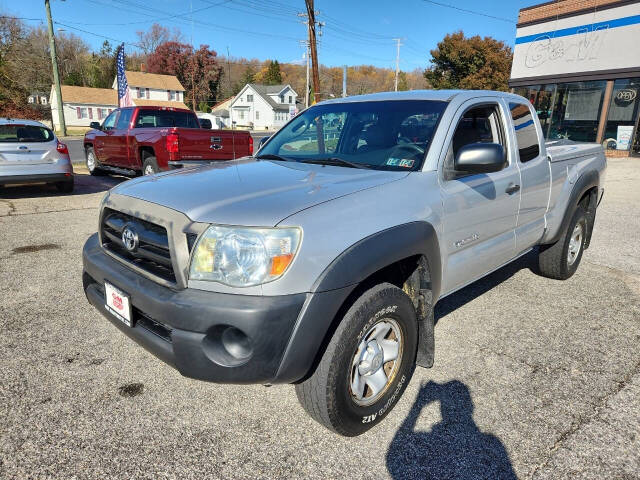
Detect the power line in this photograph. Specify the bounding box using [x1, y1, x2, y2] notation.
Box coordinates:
[0, 16, 43, 21]
[419, 0, 515, 24]
[60, 1, 230, 26]
[54, 21, 144, 49]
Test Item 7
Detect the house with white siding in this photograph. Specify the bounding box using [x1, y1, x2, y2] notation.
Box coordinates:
[50, 71, 187, 132]
[230, 84, 298, 130]
[111, 70, 186, 105]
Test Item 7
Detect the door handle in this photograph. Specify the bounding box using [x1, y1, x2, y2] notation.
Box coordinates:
[506, 183, 520, 195]
[210, 144, 223, 150]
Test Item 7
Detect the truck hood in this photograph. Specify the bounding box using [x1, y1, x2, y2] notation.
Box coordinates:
[112, 158, 409, 226]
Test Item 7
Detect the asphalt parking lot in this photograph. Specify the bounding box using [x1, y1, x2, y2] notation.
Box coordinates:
[1, 159, 638, 479]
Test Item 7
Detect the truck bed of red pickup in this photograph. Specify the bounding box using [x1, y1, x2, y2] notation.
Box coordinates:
[83, 106, 252, 175]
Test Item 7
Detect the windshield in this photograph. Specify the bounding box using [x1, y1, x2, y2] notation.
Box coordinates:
[0, 124, 54, 143]
[258, 100, 447, 171]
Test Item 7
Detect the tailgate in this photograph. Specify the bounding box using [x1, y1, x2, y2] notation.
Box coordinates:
[175, 129, 235, 161]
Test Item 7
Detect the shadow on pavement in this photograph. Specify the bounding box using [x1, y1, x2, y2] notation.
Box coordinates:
[435, 250, 539, 324]
[0, 172, 127, 199]
[386, 380, 517, 480]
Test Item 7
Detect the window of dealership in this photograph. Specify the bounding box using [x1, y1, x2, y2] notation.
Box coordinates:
[510, 1, 640, 156]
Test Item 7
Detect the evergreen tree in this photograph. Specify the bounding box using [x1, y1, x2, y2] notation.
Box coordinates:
[263, 60, 282, 85]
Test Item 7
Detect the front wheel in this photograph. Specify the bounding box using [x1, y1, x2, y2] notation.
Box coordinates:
[295, 283, 418, 436]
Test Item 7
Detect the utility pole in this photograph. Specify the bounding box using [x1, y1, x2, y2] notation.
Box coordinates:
[393, 38, 403, 92]
[226, 46, 232, 95]
[190, 0, 196, 111]
[305, 0, 320, 104]
[305, 45, 310, 108]
[45, 0, 66, 136]
[342, 65, 347, 97]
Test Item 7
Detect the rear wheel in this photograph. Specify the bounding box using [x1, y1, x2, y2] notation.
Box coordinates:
[538, 205, 587, 280]
[295, 283, 418, 436]
[85, 147, 104, 176]
[55, 177, 74, 194]
[142, 156, 159, 175]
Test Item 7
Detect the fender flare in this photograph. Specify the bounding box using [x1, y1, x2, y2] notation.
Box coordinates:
[544, 170, 599, 245]
[312, 221, 442, 299]
[274, 222, 442, 383]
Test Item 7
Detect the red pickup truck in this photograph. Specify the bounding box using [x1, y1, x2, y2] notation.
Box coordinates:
[83, 106, 253, 176]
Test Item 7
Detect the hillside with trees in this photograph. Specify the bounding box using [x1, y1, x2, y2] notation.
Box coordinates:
[1, 17, 511, 119]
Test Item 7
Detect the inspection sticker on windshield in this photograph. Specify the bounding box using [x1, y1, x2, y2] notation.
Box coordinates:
[386, 157, 414, 168]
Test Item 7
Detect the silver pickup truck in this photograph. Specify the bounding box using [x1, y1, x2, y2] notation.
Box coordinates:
[82, 90, 606, 436]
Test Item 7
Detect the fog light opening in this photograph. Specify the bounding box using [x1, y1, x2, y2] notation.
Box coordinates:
[221, 326, 252, 361]
[202, 325, 254, 367]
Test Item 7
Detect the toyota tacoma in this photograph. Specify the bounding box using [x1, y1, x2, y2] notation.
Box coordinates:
[82, 90, 606, 436]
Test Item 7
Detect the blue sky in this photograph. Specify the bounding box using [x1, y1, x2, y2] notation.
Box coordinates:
[3, 0, 534, 69]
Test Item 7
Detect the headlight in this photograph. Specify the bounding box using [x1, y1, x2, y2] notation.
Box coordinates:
[189, 225, 301, 287]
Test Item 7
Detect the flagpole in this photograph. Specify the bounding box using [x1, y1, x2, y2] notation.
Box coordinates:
[116, 43, 123, 108]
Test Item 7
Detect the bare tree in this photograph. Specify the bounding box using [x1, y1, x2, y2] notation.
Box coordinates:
[136, 23, 182, 55]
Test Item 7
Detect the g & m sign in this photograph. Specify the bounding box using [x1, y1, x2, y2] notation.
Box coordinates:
[511, 3, 640, 81]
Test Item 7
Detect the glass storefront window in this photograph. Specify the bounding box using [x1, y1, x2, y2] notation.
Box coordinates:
[513, 84, 557, 139]
[547, 81, 607, 142]
[603, 77, 640, 152]
[514, 81, 607, 142]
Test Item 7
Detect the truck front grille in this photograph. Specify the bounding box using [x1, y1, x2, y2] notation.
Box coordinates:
[101, 208, 176, 283]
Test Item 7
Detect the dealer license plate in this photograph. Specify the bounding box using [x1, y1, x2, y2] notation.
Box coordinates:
[105, 282, 132, 327]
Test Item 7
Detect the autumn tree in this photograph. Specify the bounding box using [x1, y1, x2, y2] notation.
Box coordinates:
[147, 41, 223, 109]
[424, 31, 512, 91]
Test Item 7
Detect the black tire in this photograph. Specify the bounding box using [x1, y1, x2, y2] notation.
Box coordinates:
[142, 156, 159, 175]
[538, 205, 587, 280]
[295, 283, 418, 436]
[55, 177, 74, 194]
[85, 147, 105, 176]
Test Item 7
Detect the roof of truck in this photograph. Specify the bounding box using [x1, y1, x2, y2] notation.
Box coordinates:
[319, 89, 526, 104]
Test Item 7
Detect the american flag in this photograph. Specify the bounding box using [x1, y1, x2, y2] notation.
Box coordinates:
[116, 44, 132, 107]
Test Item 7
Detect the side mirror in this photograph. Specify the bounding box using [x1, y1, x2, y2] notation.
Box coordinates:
[455, 143, 505, 174]
[258, 135, 271, 150]
[199, 118, 212, 129]
[89, 121, 102, 130]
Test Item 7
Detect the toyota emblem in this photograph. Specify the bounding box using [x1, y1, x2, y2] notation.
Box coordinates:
[121, 225, 139, 252]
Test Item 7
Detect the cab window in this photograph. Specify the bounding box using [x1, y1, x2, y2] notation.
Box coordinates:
[444, 104, 506, 180]
[102, 110, 117, 130]
[509, 102, 540, 162]
[116, 109, 134, 130]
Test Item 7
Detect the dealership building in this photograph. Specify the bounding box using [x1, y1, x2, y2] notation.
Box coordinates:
[510, 0, 640, 156]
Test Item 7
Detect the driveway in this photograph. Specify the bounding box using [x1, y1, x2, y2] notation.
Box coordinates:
[0, 159, 638, 479]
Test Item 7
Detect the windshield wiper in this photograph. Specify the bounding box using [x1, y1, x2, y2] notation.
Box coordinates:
[255, 153, 294, 162]
[300, 157, 372, 169]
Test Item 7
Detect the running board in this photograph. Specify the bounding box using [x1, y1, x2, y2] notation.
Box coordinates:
[100, 165, 137, 176]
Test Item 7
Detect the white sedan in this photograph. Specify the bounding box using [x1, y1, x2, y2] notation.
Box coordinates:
[0, 118, 74, 193]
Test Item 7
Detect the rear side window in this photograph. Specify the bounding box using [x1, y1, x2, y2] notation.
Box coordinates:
[509, 102, 540, 162]
[135, 110, 199, 129]
[0, 125, 54, 142]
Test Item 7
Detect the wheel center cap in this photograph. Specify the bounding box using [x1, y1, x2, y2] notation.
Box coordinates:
[358, 340, 384, 376]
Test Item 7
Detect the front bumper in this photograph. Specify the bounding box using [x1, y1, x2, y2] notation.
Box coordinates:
[83, 233, 310, 384]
